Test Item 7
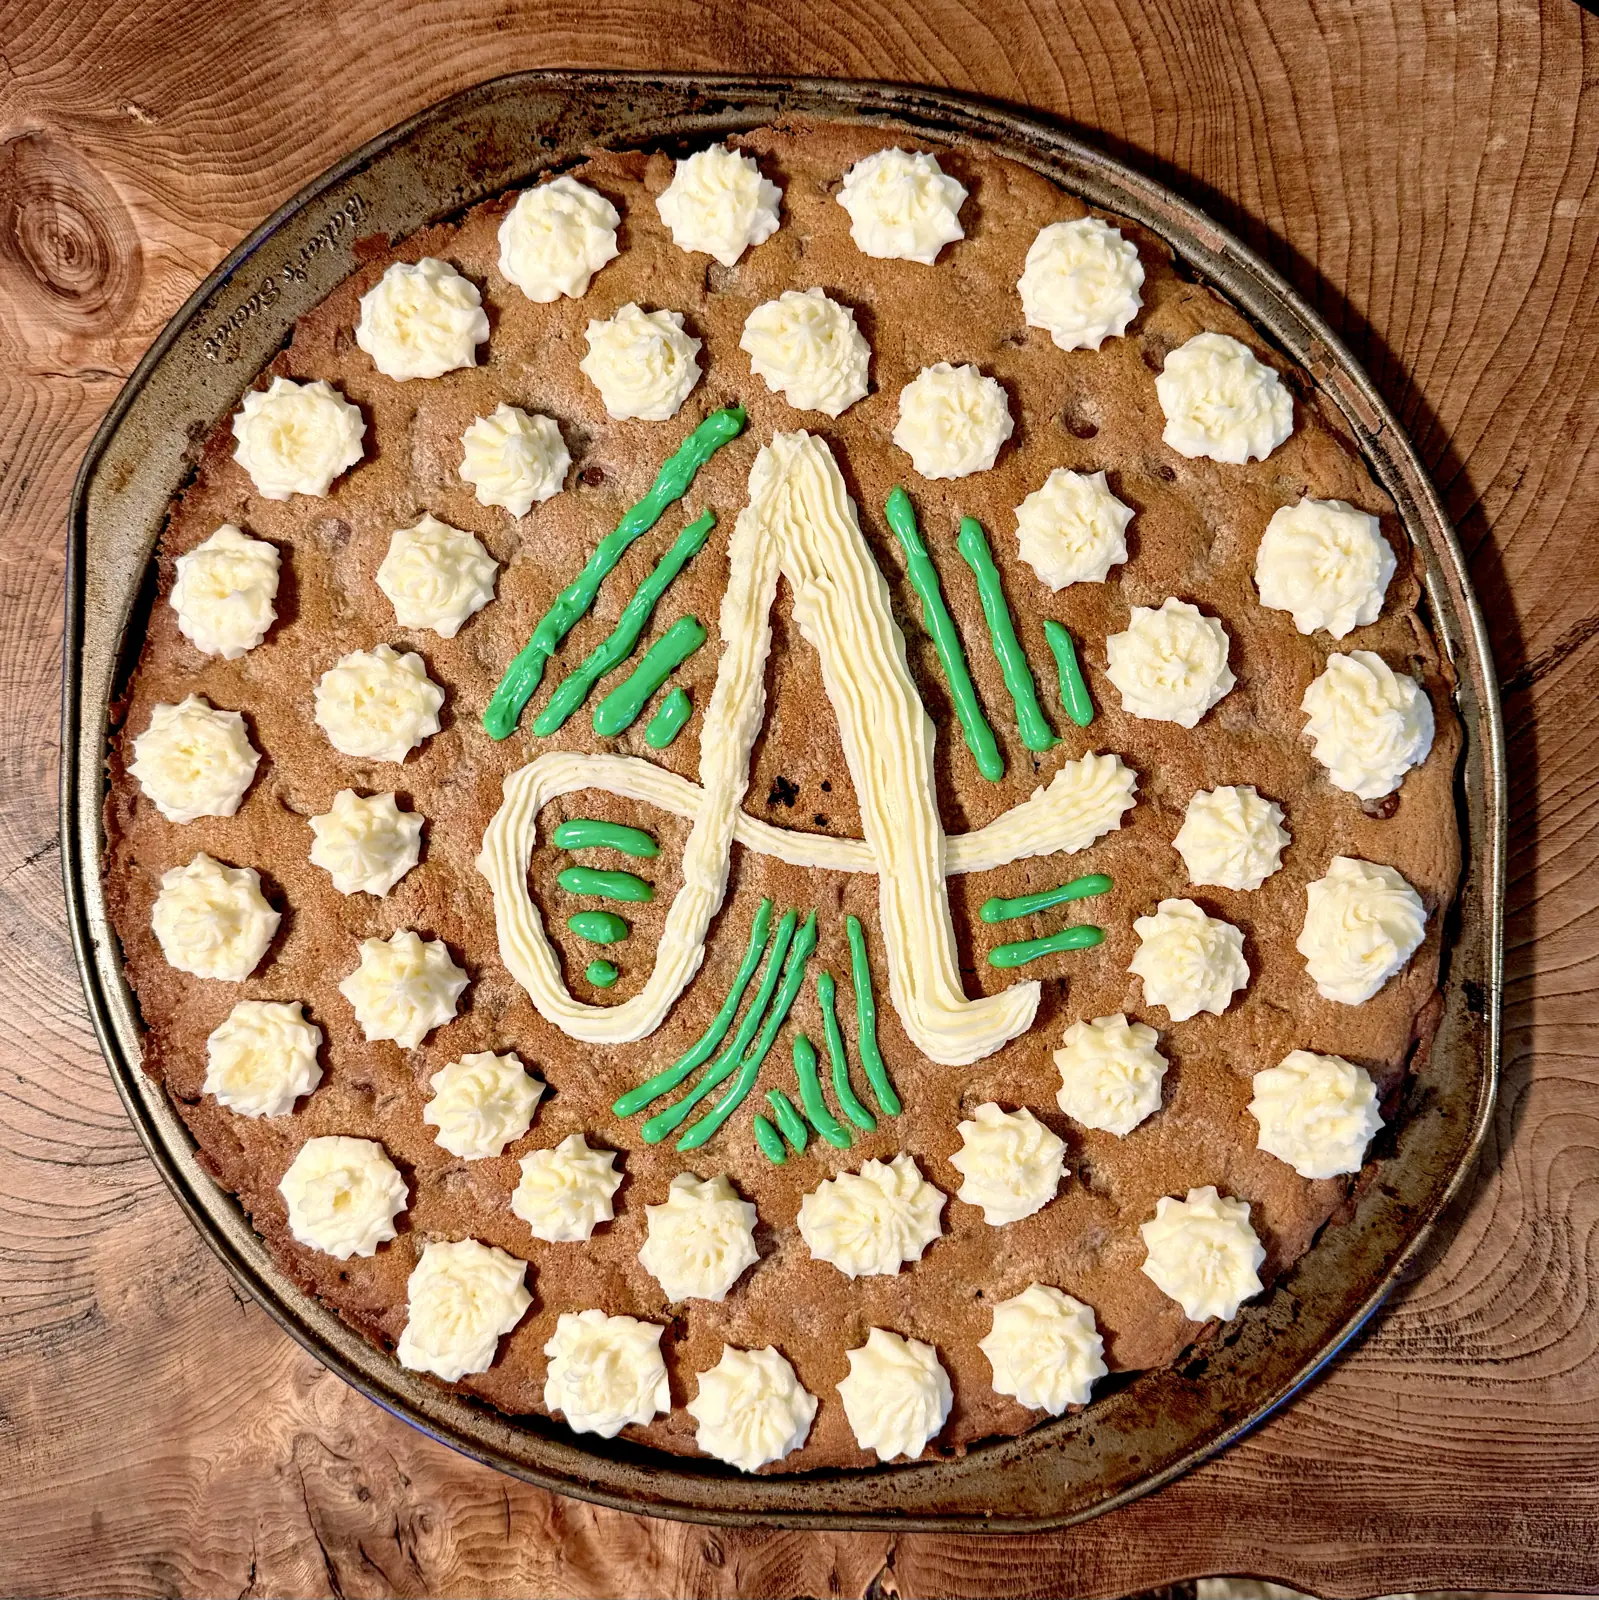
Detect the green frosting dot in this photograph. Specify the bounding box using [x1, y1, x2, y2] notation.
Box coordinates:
[586, 959, 620, 988]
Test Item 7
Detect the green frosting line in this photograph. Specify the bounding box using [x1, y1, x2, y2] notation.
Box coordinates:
[884, 487, 1004, 783]
[567, 910, 629, 944]
[956, 516, 1057, 754]
[845, 914, 901, 1117]
[641, 908, 798, 1143]
[979, 873, 1113, 924]
[557, 866, 654, 903]
[644, 686, 693, 749]
[592, 615, 707, 737]
[1043, 618, 1095, 728]
[764, 1088, 810, 1153]
[816, 969, 876, 1132]
[793, 1033, 852, 1150]
[533, 510, 715, 736]
[677, 911, 817, 1151]
[552, 819, 660, 858]
[585, 958, 619, 988]
[482, 405, 745, 739]
[752, 1113, 787, 1164]
[613, 898, 773, 1117]
[988, 924, 1106, 968]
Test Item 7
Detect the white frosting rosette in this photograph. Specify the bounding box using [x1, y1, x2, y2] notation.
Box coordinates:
[1105, 598, 1235, 727]
[1017, 216, 1144, 351]
[459, 404, 570, 516]
[797, 1154, 945, 1278]
[511, 1132, 621, 1243]
[1172, 785, 1289, 891]
[979, 1284, 1108, 1413]
[1013, 467, 1133, 589]
[1255, 497, 1396, 638]
[130, 695, 259, 823]
[637, 1172, 759, 1302]
[1140, 1185, 1265, 1321]
[739, 288, 870, 417]
[314, 644, 444, 763]
[1054, 1013, 1168, 1136]
[656, 144, 781, 267]
[579, 303, 703, 421]
[204, 1000, 322, 1118]
[948, 1103, 1066, 1226]
[231, 376, 365, 500]
[837, 1327, 952, 1461]
[375, 514, 498, 638]
[497, 176, 620, 302]
[1250, 1050, 1383, 1178]
[169, 525, 280, 658]
[543, 1309, 669, 1438]
[836, 148, 966, 264]
[1297, 855, 1427, 1005]
[688, 1346, 817, 1472]
[1301, 650, 1435, 799]
[1155, 331, 1293, 464]
[338, 928, 467, 1047]
[892, 362, 1013, 480]
[278, 1135, 406, 1260]
[423, 1051, 544, 1160]
[1130, 898, 1249, 1021]
[308, 789, 423, 896]
[355, 257, 489, 380]
[397, 1238, 532, 1383]
[151, 852, 278, 981]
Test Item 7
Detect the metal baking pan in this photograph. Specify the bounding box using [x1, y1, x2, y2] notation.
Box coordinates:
[61, 70, 1504, 1531]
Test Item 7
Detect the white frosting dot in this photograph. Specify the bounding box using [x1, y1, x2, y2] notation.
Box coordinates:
[1250, 1050, 1383, 1178]
[1054, 1013, 1167, 1136]
[688, 1345, 818, 1472]
[1018, 216, 1144, 351]
[1140, 1185, 1265, 1321]
[423, 1051, 544, 1159]
[1172, 785, 1289, 891]
[579, 303, 703, 421]
[979, 1284, 1108, 1413]
[948, 1103, 1066, 1226]
[543, 1308, 669, 1438]
[1155, 331, 1293, 464]
[797, 1154, 945, 1278]
[397, 1238, 532, 1383]
[739, 288, 870, 417]
[1256, 497, 1396, 638]
[376, 514, 498, 639]
[314, 644, 443, 764]
[1297, 855, 1427, 1005]
[655, 144, 781, 267]
[1130, 898, 1249, 1022]
[497, 176, 620, 302]
[355, 257, 489, 381]
[170, 525, 280, 658]
[278, 1135, 406, 1260]
[459, 404, 570, 517]
[231, 376, 365, 501]
[130, 695, 259, 823]
[1301, 650, 1435, 799]
[511, 1132, 621, 1243]
[637, 1172, 759, 1303]
[837, 1327, 952, 1461]
[1013, 468, 1133, 590]
[836, 148, 966, 265]
[308, 789, 423, 896]
[204, 1000, 322, 1117]
[338, 928, 466, 1048]
[1105, 598, 1236, 727]
[892, 362, 1013, 480]
[151, 852, 278, 981]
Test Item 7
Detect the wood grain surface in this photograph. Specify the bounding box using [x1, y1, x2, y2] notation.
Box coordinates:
[1, 0, 1595, 1594]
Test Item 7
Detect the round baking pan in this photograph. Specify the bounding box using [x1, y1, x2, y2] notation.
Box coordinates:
[62, 71, 1504, 1531]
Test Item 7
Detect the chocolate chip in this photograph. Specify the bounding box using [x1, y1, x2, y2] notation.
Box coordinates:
[767, 775, 799, 808]
[820, 780, 832, 792]
[579, 465, 605, 487]
[1362, 792, 1400, 820]
[813, 813, 828, 827]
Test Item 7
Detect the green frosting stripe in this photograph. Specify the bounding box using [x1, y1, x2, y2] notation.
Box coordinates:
[884, 487, 1003, 783]
[613, 898, 773, 1118]
[956, 515, 1057, 753]
[553, 819, 660, 858]
[644, 686, 693, 749]
[979, 873, 1113, 924]
[988, 924, 1106, 968]
[793, 1033, 852, 1149]
[845, 914, 901, 1116]
[567, 910, 628, 944]
[764, 1088, 810, 1153]
[533, 509, 715, 736]
[593, 615, 707, 736]
[1043, 618, 1095, 728]
[585, 958, 619, 988]
[816, 969, 876, 1131]
[752, 1113, 787, 1164]
[482, 405, 745, 739]
[557, 866, 654, 903]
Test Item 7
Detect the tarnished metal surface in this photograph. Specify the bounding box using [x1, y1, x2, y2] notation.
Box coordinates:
[61, 72, 1504, 1531]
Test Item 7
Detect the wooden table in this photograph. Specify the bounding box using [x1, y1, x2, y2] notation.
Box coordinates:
[2, 0, 1595, 1593]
